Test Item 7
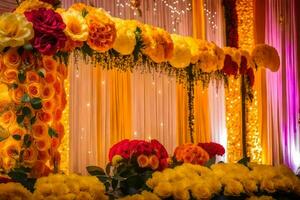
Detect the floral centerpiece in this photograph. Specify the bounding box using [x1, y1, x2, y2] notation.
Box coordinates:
[87, 139, 169, 198]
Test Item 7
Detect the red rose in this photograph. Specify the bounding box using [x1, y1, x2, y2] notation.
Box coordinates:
[198, 142, 225, 159]
[135, 141, 152, 156]
[151, 139, 168, 159]
[159, 158, 168, 170]
[25, 8, 67, 55]
[108, 139, 130, 161]
[222, 55, 238, 76]
[246, 68, 255, 87]
[240, 56, 248, 75]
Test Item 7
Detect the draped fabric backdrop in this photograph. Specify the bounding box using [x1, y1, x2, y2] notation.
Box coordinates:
[265, 0, 300, 171]
[0, 0, 16, 13]
[204, 0, 227, 161]
[62, 0, 193, 172]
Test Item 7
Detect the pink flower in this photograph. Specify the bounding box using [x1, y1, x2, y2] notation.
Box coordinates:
[25, 8, 67, 55]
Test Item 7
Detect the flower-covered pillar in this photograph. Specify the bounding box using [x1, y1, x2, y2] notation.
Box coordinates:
[0, 2, 68, 177]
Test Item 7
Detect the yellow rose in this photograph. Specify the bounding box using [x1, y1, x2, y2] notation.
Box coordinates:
[251, 44, 280, 72]
[2, 68, 18, 84]
[0, 13, 34, 50]
[223, 179, 244, 196]
[173, 187, 190, 200]
[168, 34, 191, 68]
[61, 9, 88, 42]
[113, 18, 137, 55]
[0, 110, 16, 127]
[3, 48, 21, 68]
[0, 84, 11, 110]
[14, 0, 52, 13]
[191, 182, 213, 199]
[242, 179, 258, 194]
[112, 155, 123, 166]
[153, 182, 173, 198]
[185, 37, 201, 64]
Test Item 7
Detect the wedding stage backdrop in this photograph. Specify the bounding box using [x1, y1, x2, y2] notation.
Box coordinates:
[0, 0, 300, 199]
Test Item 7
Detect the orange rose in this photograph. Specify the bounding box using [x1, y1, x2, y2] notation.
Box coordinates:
[32, 121, 48, 139]
[137, 154, 149, 168]
[37, 111, 52, 123]
[35, 137, 51, 151]
[86, 9, 116, 52]
[51, 137, 60, 150]
[26, 71, 40, 83]
[37, 150, 50, 162]
[52, 122, 64, 141]
[44, 72, 56, 84]
[3, 48, 21, 68]
[53, 108, 62, 121]
[42, 56, 58, 72]
[3, 68, 18, 84]
[0, 110, 16, 127]
[61, 37, 83, 52]
[27, 82, 41, 98]
[41, 85, 55, 100]
[149, 155, 159, 170]
[22, 147, 38, 165]
[42, 100, 55, 112]
[0, 54, 7, 74]
[10, 85, 27, 103]
[57, 63, 68, 79]
[53, 80, 62, 95]
[31, 160, 51, 178]
[60, 91, 67, 110]
[5, 141, 20, 158]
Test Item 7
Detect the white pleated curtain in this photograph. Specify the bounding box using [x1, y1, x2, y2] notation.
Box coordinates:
[204, 0, 227, 161]
[62, 0, 193, 173]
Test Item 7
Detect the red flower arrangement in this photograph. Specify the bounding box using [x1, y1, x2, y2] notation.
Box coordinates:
[222, 55, 239, 76]
[109, 139, 169, 170]
[240, 56, 248, 75]
[24, 8, 67, 55]
[197, 142, 225, 159]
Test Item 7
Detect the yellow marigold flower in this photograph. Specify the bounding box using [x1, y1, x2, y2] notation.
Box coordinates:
[0, 13, 34, 51]
[113, 18, 137, 55]
[61, 9, 88, 42]
[168, 34, 191, 68]
[223, 179, 245, 196]
[191, 181, 213, 199]
[14, 0, 52, 13]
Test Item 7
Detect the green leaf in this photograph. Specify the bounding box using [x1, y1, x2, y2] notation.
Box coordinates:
[0, 125, 10, 142]
[133, 27, 145, 62]
[23, 43, 33, 51]
[204, 156, 216, 168]
[30, 98, 42, 110]
[87, 166, 106, 176]
[23, 134, 32, 148]
[18, 71, 26, 83]
[82, 8, 88, 17]
[22, 106, 31, 117]
[238, 157, 250, 166]
[48, 127, 58, 138]
[10, 83, 18, 89]
[37, 69, 45, 78]
[21, 94, 30, 103]
[30, 116, 36, 125]
[96, 175, 109, 184]
[112, 178, 118, 190]
[17, 115, 25, 125]
[12, 134, 21, 141]
[81, 42, 94, 58]
[8, 169, 36, 192]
